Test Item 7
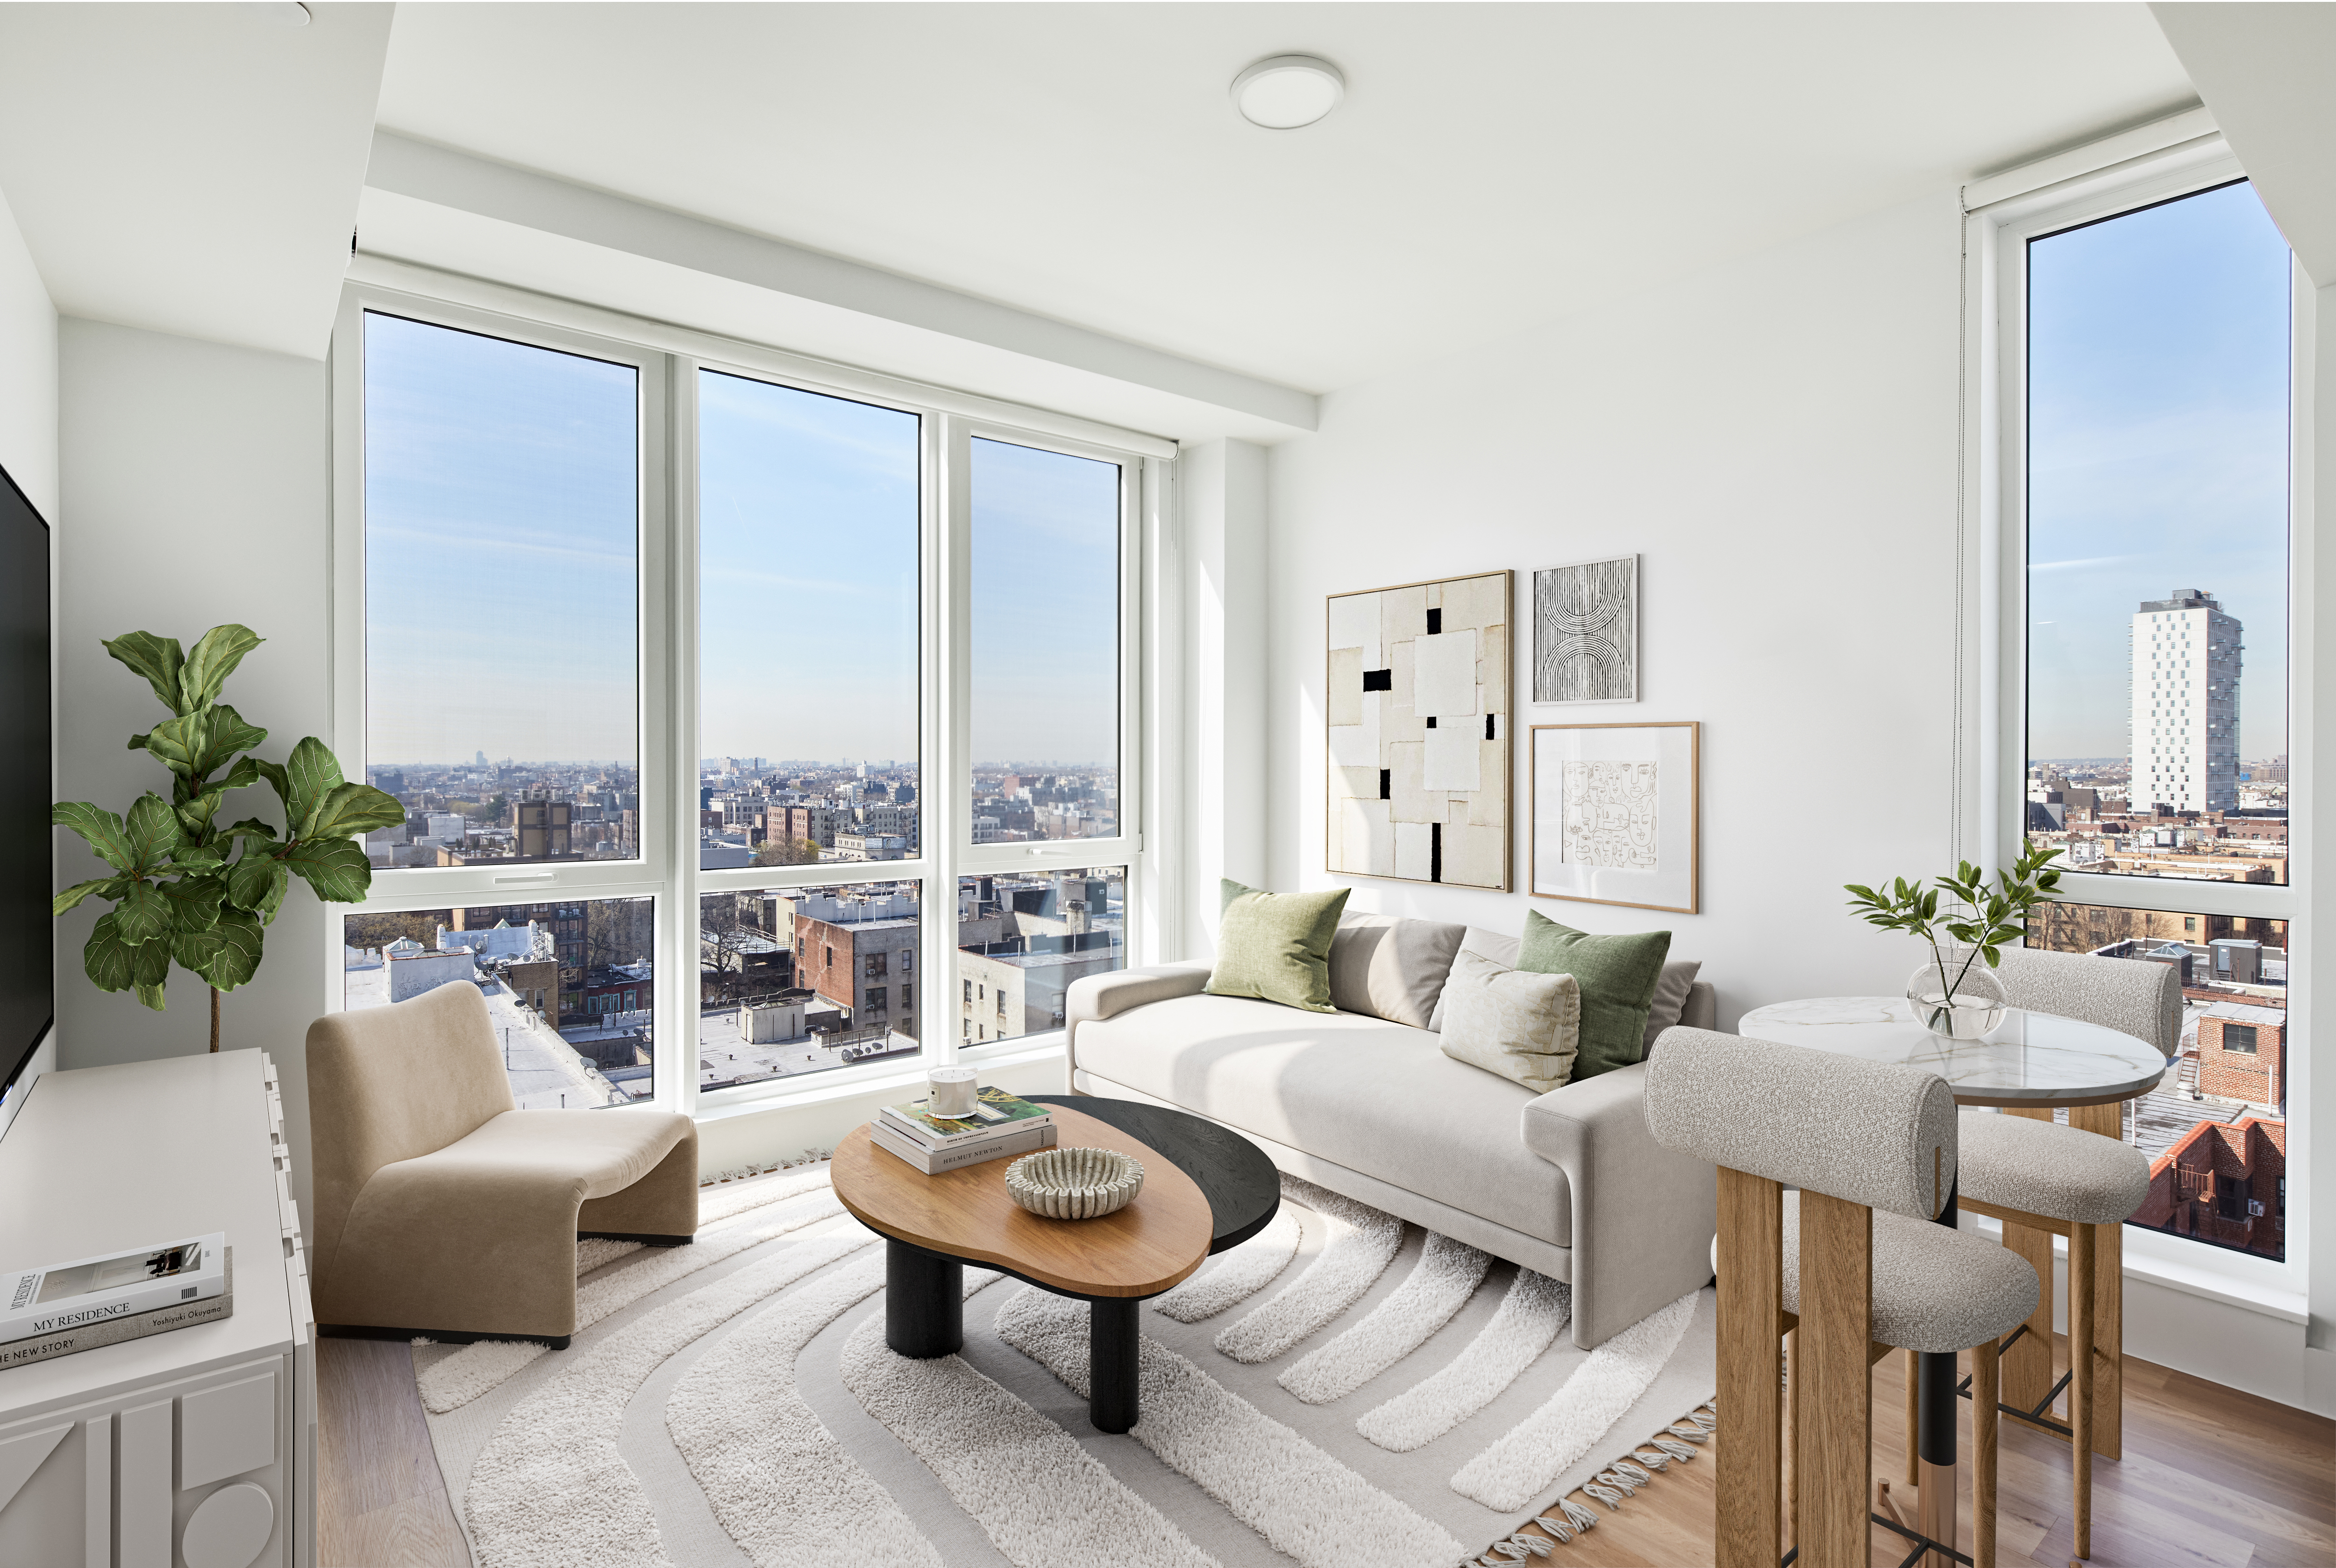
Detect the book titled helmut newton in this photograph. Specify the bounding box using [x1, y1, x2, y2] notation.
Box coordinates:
[0, 1233, 233, 1369]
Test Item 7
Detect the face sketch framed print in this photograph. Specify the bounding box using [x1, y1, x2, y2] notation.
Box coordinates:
[1529, 719, 1697, 913]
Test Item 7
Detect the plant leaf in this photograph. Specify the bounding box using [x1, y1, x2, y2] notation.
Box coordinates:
[281, 837, 371, 903]
[160, 873, 226, 932]
[225, 851, 290, 923]
[103, 631, 185, 713]
[54, 802, 137, 870]
[114, 880, 171, 945]
[220, 816, 280, 844]
[193, 706, 268, 778]
[83, 913, 136, 993]
[175, 908, 264, 991]
[142, 709, 212, 779]
[134, 983, 168, 1011]
[124, 793, 183, 871]
[52, 876, 123, 917]
[178, 624, 264, 711]
[305, 782, 407, 842]
[283, 738, 344, 839]
[130, 936, 172, 988]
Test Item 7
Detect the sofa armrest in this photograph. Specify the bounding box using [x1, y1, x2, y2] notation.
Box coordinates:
[1064, 962, 1213, 1091]
[1521, 1062, 1718, 1348]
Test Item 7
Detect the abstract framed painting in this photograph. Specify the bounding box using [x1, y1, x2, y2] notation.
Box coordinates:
[1325, 570, 1511, 889]
[1529, 720, 1698, 913]
[1532, 554, 1638, 704]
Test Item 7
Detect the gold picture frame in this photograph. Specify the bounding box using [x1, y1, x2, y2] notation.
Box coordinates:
[1528, 720, 1699, 914]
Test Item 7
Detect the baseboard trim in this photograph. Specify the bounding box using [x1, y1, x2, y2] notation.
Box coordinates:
[319, 1322, 571, 1351]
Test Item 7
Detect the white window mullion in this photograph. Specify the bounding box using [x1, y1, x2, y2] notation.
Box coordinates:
[932, 415, 973, 1063]
[666, 355, 700, 1118]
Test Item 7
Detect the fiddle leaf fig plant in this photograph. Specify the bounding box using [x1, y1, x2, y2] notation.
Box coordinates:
[52, 625, 406, 1050]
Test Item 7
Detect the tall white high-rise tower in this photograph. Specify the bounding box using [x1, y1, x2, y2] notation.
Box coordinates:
[2130, 589, 2242, 812]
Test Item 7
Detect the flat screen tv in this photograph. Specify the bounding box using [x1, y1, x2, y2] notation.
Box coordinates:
[0, 460, 51, 1106]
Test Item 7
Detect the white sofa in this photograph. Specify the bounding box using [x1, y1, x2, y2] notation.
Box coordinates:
[1064, 917, 1721, 1348]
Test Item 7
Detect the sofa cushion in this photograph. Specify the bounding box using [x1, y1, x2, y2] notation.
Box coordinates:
[1643, 958, 1705, 1050]
[1439, 951, 1580, 1093]
[1518, 913, 1672, 1081]
[1073, 993, 1569, 1247]
[1329, 913, 1468, 1029]
[1206, 880, 1350, 1013]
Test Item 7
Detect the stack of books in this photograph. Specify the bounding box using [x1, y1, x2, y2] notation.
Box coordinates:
[870, 1088, 1058, 1175]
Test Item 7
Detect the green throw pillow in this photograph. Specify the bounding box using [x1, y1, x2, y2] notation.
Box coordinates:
[1206, 879, 1352, 1013]
[1515, 911, 1672, 1080]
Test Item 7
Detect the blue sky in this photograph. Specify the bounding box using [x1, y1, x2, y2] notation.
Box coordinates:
[366, 313, 641, 765]
[698, 370, 920, 768]
[969, 437, 1120, 771]
[367, 319, 1118, 773]
[2027, 180, 2291, 764]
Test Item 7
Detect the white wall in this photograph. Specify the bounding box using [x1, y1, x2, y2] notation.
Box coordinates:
[0, 184, 55, 516]
[1265, 190, 1966, 1016]
[55, 318, 331, 1227]
[0, 182, 57, 1138]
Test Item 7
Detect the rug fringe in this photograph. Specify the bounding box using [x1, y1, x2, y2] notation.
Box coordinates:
[1461, 1400, 1717, 1564]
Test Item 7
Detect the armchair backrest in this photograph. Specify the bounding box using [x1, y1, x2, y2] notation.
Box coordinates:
[1992, 945, 2181, 1057]
[1644, 1027, 1956, 1221]
[305, 981, 516, 1281]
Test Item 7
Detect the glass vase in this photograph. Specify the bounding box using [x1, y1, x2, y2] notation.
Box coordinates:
[1905, 950, 2010, 1040]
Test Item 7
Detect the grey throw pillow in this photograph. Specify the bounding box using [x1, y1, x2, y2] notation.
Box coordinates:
[1642, 959, 1705, 1050]
[1328, 914, 1467, 1029]
[1437, 951, 1581, 1094]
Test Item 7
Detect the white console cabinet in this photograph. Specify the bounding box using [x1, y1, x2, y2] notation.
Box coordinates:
[0, 1050, 315, 1568]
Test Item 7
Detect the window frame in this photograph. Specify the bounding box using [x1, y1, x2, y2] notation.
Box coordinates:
[1966, 133, 2315, 1297]
[329, 271, 1171, 1120]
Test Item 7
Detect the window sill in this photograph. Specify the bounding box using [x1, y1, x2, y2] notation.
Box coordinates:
[1966, 1214, 2306, 1325]
[692, 1036, 1067, 1123]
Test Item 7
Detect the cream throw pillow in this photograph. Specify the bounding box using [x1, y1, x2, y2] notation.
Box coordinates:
[1437, 950, 1581, 1093]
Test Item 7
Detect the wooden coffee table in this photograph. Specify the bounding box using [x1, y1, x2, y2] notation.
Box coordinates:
[831, 1095, 1279, 1433]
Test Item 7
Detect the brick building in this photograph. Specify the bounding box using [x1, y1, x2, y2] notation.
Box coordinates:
[2195, 1014, 2285, 1105]
[795, 910, 919, 1041]
[2130, 1116, 2286, 1259]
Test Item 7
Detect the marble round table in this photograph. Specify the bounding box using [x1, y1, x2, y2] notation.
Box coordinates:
[1736, 995, 2170, 1108]
[1734, 996, 2168, 1568]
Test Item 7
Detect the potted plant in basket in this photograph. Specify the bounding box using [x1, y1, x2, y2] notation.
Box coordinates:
[50, 625, 407, 1050]
[1843, 842, 2064, 1038]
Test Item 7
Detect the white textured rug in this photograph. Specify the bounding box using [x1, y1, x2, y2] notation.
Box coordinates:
[415, 1163, 1716, 1568]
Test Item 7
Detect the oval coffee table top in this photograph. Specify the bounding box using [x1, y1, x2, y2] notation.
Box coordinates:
[1735, 995, 2170, 1108]
[833, 1100, 1217, 1298]
[1026, 1093, 1280, 1257]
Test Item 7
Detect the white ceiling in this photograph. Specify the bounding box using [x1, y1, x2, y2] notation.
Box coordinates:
[0, 2, 392, 359]
[374, 2, 2200, 393]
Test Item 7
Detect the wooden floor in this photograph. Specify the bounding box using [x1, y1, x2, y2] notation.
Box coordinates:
[317, 1333, 2334, 1568]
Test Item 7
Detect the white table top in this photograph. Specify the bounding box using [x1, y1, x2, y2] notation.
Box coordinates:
[1735, 996, 2171, 1108]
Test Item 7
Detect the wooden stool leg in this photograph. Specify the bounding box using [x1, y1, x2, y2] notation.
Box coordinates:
[1798, 1192, 1873, 1568]
[1717, 1170, 1784, 1568]
[1903, 1348, 1920, 1484]
[2069, 1100, 2127, 1463]
[1972, 1338, 2000, 1568]
[1784, 1327, 1798, 1554]
[2069, 1224, 2096, 1561]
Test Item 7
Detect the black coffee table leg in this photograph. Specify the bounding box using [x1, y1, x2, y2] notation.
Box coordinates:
[1090, 1297, 1140, 1433]
[886, 1240, 962, 1357]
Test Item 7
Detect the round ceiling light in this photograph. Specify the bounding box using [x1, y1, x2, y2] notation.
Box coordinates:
[1231, 55, 1345, 130]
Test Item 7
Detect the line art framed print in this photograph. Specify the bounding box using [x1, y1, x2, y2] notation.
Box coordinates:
[1529, 720, 1697, 913]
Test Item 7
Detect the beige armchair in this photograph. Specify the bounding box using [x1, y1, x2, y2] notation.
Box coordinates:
[306, 981, 697, 1347]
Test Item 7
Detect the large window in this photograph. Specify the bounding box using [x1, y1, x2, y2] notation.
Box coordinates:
[1984, 143, 2304, 1277]
[335, 289, 1155, 1112]
[2023, 181, 2289, 870]
[362, 313, 643, 869]
[697, 372, 920, 872]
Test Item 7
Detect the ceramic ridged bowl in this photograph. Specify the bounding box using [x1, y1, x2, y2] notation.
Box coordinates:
[1003, 1146, 1146, 1220]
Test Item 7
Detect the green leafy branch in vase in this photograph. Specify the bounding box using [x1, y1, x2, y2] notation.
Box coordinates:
[51, 625, 407, 1050]
[1844, 842, 2065, 1026]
